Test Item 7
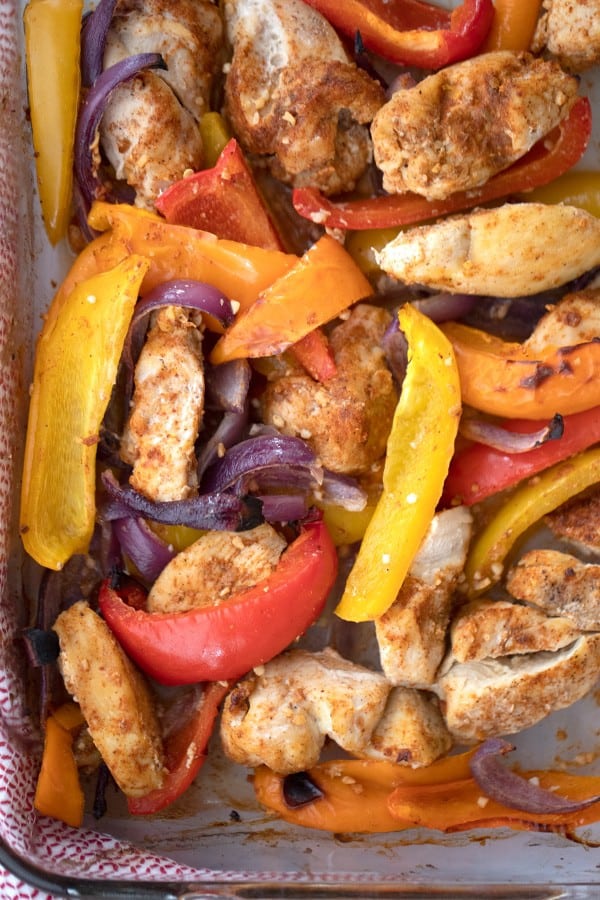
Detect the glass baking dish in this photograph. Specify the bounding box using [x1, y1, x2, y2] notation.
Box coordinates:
[1, 0, 600, 895]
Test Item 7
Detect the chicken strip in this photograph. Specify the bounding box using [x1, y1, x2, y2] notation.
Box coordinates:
[523, 289, 600, 353]
[222, 0, 384, 195]
[437, 634, 600, 743]
[362, 688, 452, 768]
[531, 0, 600, 72]
[377, 203, 600, 298]
[121, 306, 205, 502]
[450, 598, 581, 662]
[147, 524, 286, 613]
[53, 601, 166, 797]
[545, 487, 600, 556]
[260, 305, 398, 475]
[221, 648, 391, 773]
[376, 506, 473, 688]
[371, 51, 577, 201]
[506, 549, 600, 631]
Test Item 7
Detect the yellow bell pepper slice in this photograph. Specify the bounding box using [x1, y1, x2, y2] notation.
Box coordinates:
[522, 171, 600, 218]
[20, 255, 149, 570]
[335, 304, 461, 622]
[24, 0, 82, 244]
[199, 112, 232, 168]
[465, 446, 600, 595]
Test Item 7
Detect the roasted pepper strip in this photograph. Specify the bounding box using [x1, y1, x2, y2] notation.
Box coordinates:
[482, 0, 543, 51]
[210, 235, 371, 364]
[24, 0, 82, 244]
[464, 447, 600, 594]
[441, 320, 600, 419]
[292, 97, 591, 231]
[34, 703, 85, 828]
[523, 170, 600, 217]
[335, 304, 461, 622]
[20, 255, 149, 570]
[301, 0, 494, 69]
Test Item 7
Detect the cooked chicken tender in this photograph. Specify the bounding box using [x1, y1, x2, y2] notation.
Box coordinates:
[377, 203, 600, 297]
[53, 601, 165, 797]
[376, 507, 473, 688]
[506, 549, 600, 631]
[147, 524, 286, 613]
[438, 635, 600, 742]
[450, 598, 581, 662]
[260, 305, 398, 475]
[223, 0, 384, 194]
[371, 51, 577, 201]
[362, 688, 452, 767]
[121, 306, 204, 502]
[545, 488, 600, 556]
[221, 648, 391, 773]
[531, 0, 600, 72]
[105, 0, 224, 122]
[523, 289, 600, 353]
[100, 72, 204, 210]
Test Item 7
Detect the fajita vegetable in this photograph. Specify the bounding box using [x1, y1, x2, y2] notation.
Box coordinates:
[21, 0, 600, 841]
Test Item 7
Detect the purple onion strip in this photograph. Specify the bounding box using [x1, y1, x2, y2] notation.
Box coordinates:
[134, 281, 236, 331]
[470, 739, 600, 815]
[197, 409, 248, 481]
[112, 516, 176, 583]
[205, 359, 251, 414]
[74, 53, 166, 206]
[260, 494, 309, 523]
[201, 434, 322, 495]
[80, 0, 117, 88]
[460, 413, 564, 454]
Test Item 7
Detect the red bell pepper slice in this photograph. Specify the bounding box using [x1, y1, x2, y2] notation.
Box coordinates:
[290, 329, 337, 382]
[293, 97, 592, 231]
[128, 681, 229, 815]
[301, 0, 494, 69]
[98, 520, 338, 686]
[155, 138, 283, 251]
[441, 405, 600, 507]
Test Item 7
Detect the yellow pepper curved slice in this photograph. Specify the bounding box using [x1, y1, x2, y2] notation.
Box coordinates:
[522, 171, 600, 218]
[24, 0, 82, 244]
[465, 446, 600, 595]
[335, 304, 461, 622]
[20, 255, 149, 570]
[482, 0, 542, 51]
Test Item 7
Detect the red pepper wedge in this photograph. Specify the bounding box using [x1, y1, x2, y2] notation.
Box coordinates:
[293, 97, 592, 231]
[98, 520, 338, 686]
[155, 138, 283, 251]
[442, 406, 600, 507]
[128, 681, 229, 815]
[301, 0, 494, 69]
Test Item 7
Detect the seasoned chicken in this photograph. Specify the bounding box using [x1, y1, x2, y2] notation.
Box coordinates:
[222, 0, 384, 195]
[506, 549, 600, 631]
[53, 601, 166, 798]
[376, 507, 473, 688]
[362, 687, 452, 767]
[438, 635, 600, 743]
[377, 203, 600, 298]
[523, 289, 600, 353]
[450, 598, 581, 662]
[221, 648, 391, 773]
[531, 0, 600, 72]
[545, 487, 600, 555]
[147, 524, 286, 613]
[260, 305, 398, 475]
[121, 306, 204, 502]
[371, 51, 577, 201]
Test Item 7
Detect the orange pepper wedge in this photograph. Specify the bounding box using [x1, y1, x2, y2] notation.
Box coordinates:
[482, 0, 543, 51]
[88, 201, 296, 312]
[441, 321, 600, 419]
[210, 234, 372, 363]
[34, 704, 85, 828]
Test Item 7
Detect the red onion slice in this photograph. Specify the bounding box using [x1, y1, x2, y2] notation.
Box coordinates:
[74, 53, 166, 206]
[112, 516, 176, 583]
[197, 409, 249, 481]
[205, 359, 251, 414]
[260, 494, 309, 523]
[413, 293, 477, 323]
[80, 0, 117, 88]
[201, 434, 322, 495]
[134, 280, 236, 331]
[460, 413, 564, 453]
[470, 739, 600, 815]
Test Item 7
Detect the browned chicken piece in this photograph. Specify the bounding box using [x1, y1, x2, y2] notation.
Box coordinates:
[260, 305, 398, 475]
[222, 0, 384, 195]
[220, 648, 391, 774]
[437, 634, 600, 743]
[121, 306, 204, 502]
[371, 51, 578, 201]
[147, 524, 286, 613]
[523, 289, 600, 353]
[506, 549, 600, 631]
[545, 487, 600, 555]
[450, 598, 581, 663]
[54, 601, 166, 797]
[361, 688, 452, 767]
[376, 507, 473, 688]
[531, 0, 600, 72]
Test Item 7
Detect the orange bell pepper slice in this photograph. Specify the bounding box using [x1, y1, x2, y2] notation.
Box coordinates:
[482, 0, 543, 52]
[441, 321, 600, 419]
[34, 703, 85, 828]
[210, 235, 371, 363]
